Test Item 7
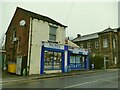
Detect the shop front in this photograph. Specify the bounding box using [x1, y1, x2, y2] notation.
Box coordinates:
[68, 46, 89, 70]
[40, 42, 65, 74]
[40, 42, 90, 74]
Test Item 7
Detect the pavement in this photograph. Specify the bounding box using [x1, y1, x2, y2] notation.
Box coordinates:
[1, 69, 118, 84]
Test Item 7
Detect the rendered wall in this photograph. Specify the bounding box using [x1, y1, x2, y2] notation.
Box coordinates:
[29, 18, 66, 75]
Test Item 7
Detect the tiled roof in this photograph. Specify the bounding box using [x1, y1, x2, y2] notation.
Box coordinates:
[17, 7, 67, 28]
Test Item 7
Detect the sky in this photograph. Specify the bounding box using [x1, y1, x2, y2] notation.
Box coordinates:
[118, 1, 120, 27]
[0, 0, 119, 45]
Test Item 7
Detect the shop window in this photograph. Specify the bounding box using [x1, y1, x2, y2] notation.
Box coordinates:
[44, 51, 62, 70]
[76, 56, 80, 63]
[49, 25, 57, 41]
[70, 56, 76, 63]
[103, 39, 108, 48]
[69, 55, 86, 69]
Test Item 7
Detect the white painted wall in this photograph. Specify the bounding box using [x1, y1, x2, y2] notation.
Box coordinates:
[56, 26, 66, 44]
[29, 19, 49, 75]
[29, 18, 66, 75]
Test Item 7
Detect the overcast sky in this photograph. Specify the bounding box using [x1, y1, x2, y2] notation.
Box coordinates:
[0, 0, 119, 45]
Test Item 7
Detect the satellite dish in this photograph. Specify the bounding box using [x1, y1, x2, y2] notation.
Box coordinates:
[19, 20, 26, 26]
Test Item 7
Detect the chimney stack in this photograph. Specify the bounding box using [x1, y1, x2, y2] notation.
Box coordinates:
[77, 34, 81, 37]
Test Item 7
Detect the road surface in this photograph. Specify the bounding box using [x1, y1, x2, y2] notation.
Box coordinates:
[1, 69, 119, 89]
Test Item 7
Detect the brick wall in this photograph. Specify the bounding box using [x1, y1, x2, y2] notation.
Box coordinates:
[5, 8, 30, 63]
[74, 31, 119, 69]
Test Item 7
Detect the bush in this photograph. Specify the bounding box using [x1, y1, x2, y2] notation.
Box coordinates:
[89, 54, 104, 69]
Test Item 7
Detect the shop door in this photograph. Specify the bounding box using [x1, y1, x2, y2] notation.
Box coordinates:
[44, 51, 62, 71]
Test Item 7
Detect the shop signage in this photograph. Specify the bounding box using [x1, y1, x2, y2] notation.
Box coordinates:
[68, 46, 89, 55]
[73, 48, 79, 54]
[42, 42, 64, 50]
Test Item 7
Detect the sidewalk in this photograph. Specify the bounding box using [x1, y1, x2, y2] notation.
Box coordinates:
[1, 69, 118, 84]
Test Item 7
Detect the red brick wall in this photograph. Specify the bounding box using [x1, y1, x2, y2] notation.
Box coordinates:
[5, 8, 30, 62]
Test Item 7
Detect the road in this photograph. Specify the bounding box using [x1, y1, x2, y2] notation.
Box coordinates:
[0, 69, 2, 90]
[1, 69, 119, 89]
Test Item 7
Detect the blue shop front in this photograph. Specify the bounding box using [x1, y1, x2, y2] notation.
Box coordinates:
[40, 42, 89, 74]
[67, 46, 89, 71]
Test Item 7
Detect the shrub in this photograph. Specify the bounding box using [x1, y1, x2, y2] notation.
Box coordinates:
[89, 54, 104, 69]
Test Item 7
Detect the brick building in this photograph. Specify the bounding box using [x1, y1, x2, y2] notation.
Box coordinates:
[5, 7, 67, 75]
[5, 7, 90, 75]
[73, 27, 120, 69]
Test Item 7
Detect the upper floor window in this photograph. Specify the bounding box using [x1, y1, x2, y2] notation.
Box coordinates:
[113, 38, 116, 48]
[103, 39, 108, 48]
[49, 25, 57, 41]
[87, 43, 91, 49]
[95, 41, 99, 49]
[80, 44, 83, 48]
[12, 30, 16, 43]
[12, 30, 16, 40]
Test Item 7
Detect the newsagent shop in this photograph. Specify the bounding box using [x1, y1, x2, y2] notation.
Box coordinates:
[40, 42, 90, 74]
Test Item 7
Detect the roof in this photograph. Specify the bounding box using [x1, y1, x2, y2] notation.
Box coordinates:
[67, 40, 79, 47]
[117, 27, 120, 31]
[73, 32, 99, 42]
[73, 27, 119, 42]
[17, 7, 67, 28]
[98, 27, 118, 34]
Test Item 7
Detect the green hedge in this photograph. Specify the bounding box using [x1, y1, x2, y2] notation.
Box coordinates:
[90, 54, 104, 69]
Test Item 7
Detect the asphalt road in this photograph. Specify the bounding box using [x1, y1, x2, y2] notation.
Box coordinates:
[0, 69, 2, 90]
[1, 69, 119, 89]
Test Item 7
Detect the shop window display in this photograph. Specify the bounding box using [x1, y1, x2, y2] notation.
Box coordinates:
[44, 51, 62, 70]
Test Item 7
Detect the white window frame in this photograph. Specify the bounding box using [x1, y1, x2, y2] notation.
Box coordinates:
[80, 44, 83, 48]
[49, 25, 57, 41]
[95, 41, 99, 49]
[113, 38, 116, 48]
[87, 43, 91, 49]
[103, 39, 108, 48]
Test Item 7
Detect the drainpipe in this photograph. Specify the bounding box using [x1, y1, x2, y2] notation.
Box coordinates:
[28, 18, 33, 75]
